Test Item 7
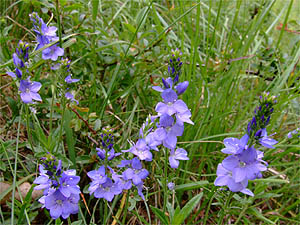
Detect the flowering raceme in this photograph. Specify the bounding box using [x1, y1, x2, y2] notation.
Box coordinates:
[30, 12, 64, 61]
[123, 49, 193, 173]
[34, 155, 80, 219]
[214, 93, 277, 196]
[87, 129, 149, 201]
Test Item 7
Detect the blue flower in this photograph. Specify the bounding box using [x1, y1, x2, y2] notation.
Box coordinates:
[96, 147, 121, 161]
[221, 134, 249, 155]
[87, 166, 108, 194]
[30, 12, 58, 49]
[87, 166, 123, 201]
[145, 132, 161, 151]
[65, 75, 80, 84]
[44, 190, 79, 219]
[136, 183, 146, 200]
[258, 128, 278, 149]
[112, 173, 132, 191]
[58, 170, 81, 198]
[214, 163, 254, 196]
[117, 159, 132, 168]
[169, 148, 189, 168]
[155, 89, 189, 116]
[123, 157, 149, 186]
[175, 81, 189, 95]
[19, 77, 42, 104]
[13, 53, 25, 68]
[7, 41, 30, 79]
[65, 92, 78, 104]
[91, 177, 121, 201]
[152, 77, 173, 92]
[222, 147, 267, 183]
[154, 114, 184, 149]
[167, 182, 175, 190]
[33, 165, 52, 194]
[42, 44, 64, 61]
[124, 139, 152, 161]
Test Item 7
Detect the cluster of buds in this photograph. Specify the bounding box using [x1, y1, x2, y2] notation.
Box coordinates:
[97, 127, 121, 161]
[247, 92, 276, 140]
[7, 41, 30, 79]
[168, 48, 183, 84]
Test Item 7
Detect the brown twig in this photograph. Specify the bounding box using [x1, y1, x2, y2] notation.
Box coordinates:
[69, 106, 97, 134]
[276, 23, 300, 34]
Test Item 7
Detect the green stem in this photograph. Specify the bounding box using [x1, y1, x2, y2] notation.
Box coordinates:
[49, 84, 55, 141]
[55, 0, 63, 48]
[11, 104, 23, 224]
[234, 204, 249, 225]
[163, 147, 168, 213]
[217, 192, 233, 225]
[103, 200, 108, 225]
[25, 105, 34, 151]
[59, 97, 66, 155]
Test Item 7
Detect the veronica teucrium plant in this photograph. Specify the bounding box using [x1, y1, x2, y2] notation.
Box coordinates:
[214, 92, 278, 196]
[33, 155, 81, 219]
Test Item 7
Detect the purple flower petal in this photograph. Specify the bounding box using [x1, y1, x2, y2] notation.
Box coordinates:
[7, 72, 16, 78]
[175, 81, 189, 95]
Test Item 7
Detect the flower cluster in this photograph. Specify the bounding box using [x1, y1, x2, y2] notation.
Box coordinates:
[7, 12, 66, 104]
[168, 48, 183, 83]
[30, 12, 64, 61]
[60, 58, 80, 104]
[87, 50, 192, 201]
[7, 41, 29, 79]
[33, 155, 81, 219]
[7, 40, 43, 104]
[87, 129, 148, 201]
[117, 49, 191, 199]
[215, 93, 278, 196]
[247, 92, 277, 146]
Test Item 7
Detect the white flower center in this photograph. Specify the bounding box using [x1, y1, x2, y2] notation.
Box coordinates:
[56, 199, 63, 205]
[239, 162, 246, 167]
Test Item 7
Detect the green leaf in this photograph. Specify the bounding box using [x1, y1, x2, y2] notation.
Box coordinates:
[17, 184, 35, 225]
[71, 220, 83, 225]
[92, 0, 100, 21]
[135, 7, 148, 28]
[171, 193, 203, 225]
[175, 181, 209, 191]
[123, 23, 136, 34]
[248, 208, 276, 224]
[64, 110, 76, 167]
[3, 24, 13, 36]
[150, 206, 169, 225]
